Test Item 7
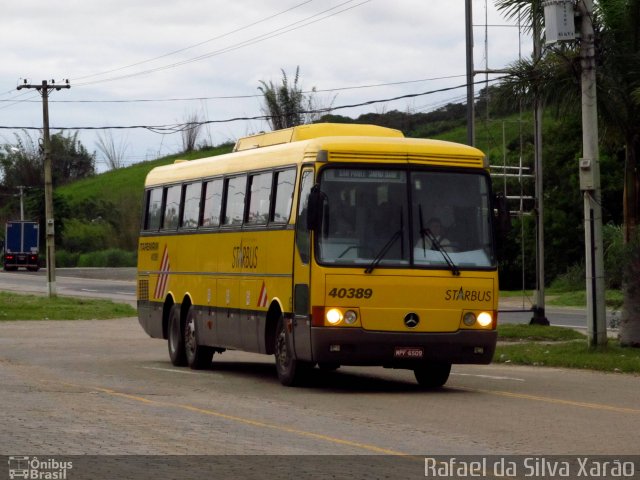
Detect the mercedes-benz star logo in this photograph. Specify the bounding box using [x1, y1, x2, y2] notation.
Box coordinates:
[404, 312, 420, 328]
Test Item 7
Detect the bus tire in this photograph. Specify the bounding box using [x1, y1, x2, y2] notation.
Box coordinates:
[274, 314, 310, 386]
[413, 362, 451, 388]
[184, 305, 214, 370]
[168, 304, 187, 367]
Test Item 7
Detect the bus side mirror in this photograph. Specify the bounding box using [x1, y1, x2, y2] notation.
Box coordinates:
[306, 184, 323, 231]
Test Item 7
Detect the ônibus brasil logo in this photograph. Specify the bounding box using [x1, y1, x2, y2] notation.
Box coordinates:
[8, 456, 73, 479]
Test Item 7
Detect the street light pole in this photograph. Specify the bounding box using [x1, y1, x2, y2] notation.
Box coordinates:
[16, 79, 70, 298]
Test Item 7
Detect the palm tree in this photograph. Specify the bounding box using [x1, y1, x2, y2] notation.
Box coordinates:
[258, 66, 309, 130]
[495, 0, 640, 346]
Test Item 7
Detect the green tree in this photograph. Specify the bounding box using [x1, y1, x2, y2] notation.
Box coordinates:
[0, 131, 42, 190]
[258, 66, 315, 130]
[495, 0, 640, 346]
[50, 131, 95, 185]
[0, 130, 95, 191]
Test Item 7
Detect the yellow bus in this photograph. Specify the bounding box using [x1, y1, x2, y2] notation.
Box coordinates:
[137, 123, 501, 387]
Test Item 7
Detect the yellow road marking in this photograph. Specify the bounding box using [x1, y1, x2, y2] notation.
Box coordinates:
[455, 386, 640, 414]
[91, 385, 410, 456]
[34, 372, 638, 458]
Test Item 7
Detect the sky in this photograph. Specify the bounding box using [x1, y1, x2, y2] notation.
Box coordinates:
[0, 0, 532, 172]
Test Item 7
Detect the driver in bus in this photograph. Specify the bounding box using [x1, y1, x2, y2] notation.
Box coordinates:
[426, 217, 453, 251]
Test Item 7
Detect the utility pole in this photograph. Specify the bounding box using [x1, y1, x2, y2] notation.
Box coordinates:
[576, 1, 607, 346]
[465, 0, 475, 146]
[531, 13, 549, 325]
[16, 79, 70, 297]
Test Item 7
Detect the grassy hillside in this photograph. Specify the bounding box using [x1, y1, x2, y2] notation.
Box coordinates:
[58, 144, 234, 207]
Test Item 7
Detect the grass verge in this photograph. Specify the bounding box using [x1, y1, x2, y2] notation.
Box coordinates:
[496, 324, 640, 374]
[500, 289, 623, 309]
[0, 292, 136, 321]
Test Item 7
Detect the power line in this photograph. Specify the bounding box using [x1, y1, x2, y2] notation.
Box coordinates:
[1, 1, 366, 100]
[0, 74, 468, 104]
[0, 77, 509, 133]
[74, 0, 371, 87]
[71, 0, 317, 83]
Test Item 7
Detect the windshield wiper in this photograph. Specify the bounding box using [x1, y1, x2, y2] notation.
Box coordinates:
[365, 229, 402, 274]
[418, 205, 460, 276]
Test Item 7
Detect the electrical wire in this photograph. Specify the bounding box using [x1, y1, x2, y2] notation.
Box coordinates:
[0, 74, 468, 104]
[71, 0, 317, 83]
[0, 76, 509, 133]
[74, 0, 371, 87]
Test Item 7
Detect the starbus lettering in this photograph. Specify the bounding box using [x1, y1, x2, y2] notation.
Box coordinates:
[445, 288, 491, 302]
[232, 245, 258, 269]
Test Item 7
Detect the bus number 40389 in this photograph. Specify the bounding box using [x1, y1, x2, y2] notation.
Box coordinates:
[328, 288, 373, 299]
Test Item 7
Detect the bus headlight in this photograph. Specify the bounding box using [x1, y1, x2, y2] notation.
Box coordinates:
[477, 311, 493, 327]
[344, 310, 358, 325]
[326, 308, 343, 325]
[463, 312, 476, 326]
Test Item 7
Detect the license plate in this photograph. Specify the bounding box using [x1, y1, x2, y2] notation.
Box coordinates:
[394, 347, 424, 359]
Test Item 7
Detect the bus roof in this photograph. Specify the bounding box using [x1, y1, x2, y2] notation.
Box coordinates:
[233, 123, 404, 151]
[144, 124, 486, 187]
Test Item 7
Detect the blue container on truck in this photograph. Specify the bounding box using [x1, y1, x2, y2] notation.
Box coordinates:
[4, 221, 40, 271]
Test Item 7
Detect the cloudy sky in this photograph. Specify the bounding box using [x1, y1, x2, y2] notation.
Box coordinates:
[1, 0, 531, 171]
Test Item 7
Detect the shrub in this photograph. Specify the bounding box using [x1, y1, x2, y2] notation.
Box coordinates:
[550, 263, 585, 292]
[56, 250, 80, 268]
[603, 223, 624, 289]
[550, 224, 624, 292]
[77, 249, 136, 268]
[62, 218, 115, 253]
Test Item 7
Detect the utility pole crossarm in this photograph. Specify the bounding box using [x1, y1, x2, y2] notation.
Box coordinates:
[17, 80, 70, 92]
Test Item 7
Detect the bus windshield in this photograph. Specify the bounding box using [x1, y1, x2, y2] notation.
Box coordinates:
[316, 167, 496, 270]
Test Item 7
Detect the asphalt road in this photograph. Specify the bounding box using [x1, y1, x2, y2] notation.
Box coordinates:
[1, 268, 638, 478]
[0, 267, 137, 306]
[1, 318, 639, 458]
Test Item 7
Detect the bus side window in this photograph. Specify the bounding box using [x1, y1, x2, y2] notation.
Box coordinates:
[144, 188, 163, 231]
[295, 169, 313, 264]
[181, 182, 202, 229]
[222, 175, 247, 226]
[271, 168, 296, 223]
[246, 171, 272, 225]
[162, 185, 181, 230]
[201, 178, 223, 227]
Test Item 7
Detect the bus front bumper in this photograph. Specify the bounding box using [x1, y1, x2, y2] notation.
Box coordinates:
[310, 327, 497, 366]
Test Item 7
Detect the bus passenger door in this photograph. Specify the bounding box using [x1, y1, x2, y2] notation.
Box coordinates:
[292, 168, 314, 361]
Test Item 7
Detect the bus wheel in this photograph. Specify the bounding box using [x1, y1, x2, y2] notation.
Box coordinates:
[413, 362, 451, 388]
[184, 306, 214, 370]
[168, 304, 187, 367]
[274, 315, 310, 386]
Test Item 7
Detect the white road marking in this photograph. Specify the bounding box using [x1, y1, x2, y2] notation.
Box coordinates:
[452, 372, 525, 382]
[140, 366, 198, 375]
